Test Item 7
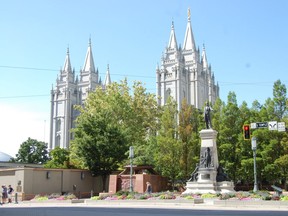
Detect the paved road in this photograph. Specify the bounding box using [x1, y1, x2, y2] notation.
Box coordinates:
[0, 207, 288, 216]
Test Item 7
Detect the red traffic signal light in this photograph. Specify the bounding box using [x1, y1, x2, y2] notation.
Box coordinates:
[243, 124, 251, 140]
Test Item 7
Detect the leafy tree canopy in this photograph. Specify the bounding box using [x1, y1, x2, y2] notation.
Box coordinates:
[14, 137, 49, 164]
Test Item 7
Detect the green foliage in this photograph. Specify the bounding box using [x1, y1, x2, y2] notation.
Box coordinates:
[201, 193, 218, 198]
[69, 78, 288, 189]
[280, 196, 288, 201]
[158, 192, 176, 199]
[44, 147, 71, 168]
[14, 137, 49, 164]
[184, 195, 194, 200]
[33, 193, 77, 201]
[178, 99, 199, 179]
[219, 193, 235, 200]
[72, 113, 127, 177]
[91, 196, 101, 200]
[71, 80, 160, 190]
[154, 97, 182, 186]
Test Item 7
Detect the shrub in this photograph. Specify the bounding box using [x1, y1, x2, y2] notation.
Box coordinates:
[219, 193, 233, 200]
[280, 196, 288, 201]
[115, 190, 130, 196]
[91, 196, 101, 200]
[33, 195, 49, 201]
[48, 193, 61, 199]
[139, 194, 149, 200]
[126, 194, 135, 200]
[184, 195, 194, 200]
[66, 193, 77, 200]
[158, 193, 176, 200]
[235, 192, 250, 200]
[201, 193, 218, 199]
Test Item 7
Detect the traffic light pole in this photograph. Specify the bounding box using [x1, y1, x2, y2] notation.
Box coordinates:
[129, 146, 134, 193]
[251, 137, 258, 192]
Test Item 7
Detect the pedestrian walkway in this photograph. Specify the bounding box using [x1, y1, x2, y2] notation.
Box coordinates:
[1, 199, 288, 211]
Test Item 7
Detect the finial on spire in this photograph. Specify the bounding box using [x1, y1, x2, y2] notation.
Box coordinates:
[188, 8, 191, 21]
[89, 36, 92, 46]
[67, 45, 69, 54]
[171, 20, 174, 29]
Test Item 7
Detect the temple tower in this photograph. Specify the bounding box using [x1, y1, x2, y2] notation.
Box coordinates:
[156, 8, 219, 109]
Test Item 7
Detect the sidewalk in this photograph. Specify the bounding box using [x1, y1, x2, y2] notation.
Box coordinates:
[1, 199, 288, 211]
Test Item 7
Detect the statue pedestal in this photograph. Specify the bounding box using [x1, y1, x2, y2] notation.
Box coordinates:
[182, 129, 235, 194]
[183, 181, 235, 194]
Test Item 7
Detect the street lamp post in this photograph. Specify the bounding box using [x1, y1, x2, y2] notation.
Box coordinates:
[129, 146, 134, 192]
[251, 137, 258, 192]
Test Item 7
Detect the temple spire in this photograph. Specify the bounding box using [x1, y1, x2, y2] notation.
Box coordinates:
[183, 8, 197, 52]
[82, 38, 96, 72]
[202, 44, 208, 70]
[104, 64, 111, 86]
[167, 21, 178, 50]
[62, 47, 72, 73]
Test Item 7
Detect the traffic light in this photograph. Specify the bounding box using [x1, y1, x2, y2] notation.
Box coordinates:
[243, 124, 251, 140]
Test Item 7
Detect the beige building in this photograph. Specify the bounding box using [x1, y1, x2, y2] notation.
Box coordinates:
[0, 164, 104, 200]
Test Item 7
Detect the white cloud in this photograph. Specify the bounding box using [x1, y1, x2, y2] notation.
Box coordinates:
[0, 104, 49, 158]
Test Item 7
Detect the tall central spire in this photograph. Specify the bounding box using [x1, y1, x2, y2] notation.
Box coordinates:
[183, 8, 197, 52]
[83, 37, 96, 72]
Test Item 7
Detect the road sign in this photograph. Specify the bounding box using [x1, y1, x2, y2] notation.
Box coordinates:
[278, 122, 286, 132]
[268, 121, 278, 131]
[256, 122, 268, 128]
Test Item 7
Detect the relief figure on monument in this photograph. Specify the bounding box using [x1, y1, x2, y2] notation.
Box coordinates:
[200, 147, 212, 168]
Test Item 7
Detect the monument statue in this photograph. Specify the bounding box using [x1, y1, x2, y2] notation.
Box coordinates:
[183, 109, 235, 194]
[204, 102, 213, 129]
[216, 166, 230, 182]
[188, 163, 199, 182]
[199, 147, 212, 168]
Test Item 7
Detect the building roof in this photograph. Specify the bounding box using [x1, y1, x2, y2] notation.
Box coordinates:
[0, 151, 13, 162]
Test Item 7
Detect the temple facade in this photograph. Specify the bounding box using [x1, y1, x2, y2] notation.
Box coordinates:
[156, 9, 219, 110]
[49, 9, 220, 150]
[49, 39, 111, 150]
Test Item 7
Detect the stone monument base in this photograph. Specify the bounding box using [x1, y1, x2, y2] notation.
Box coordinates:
[182, 181, 235, 194]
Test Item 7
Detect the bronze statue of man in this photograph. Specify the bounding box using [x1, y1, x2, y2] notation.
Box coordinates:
[204, 102, 213, 129]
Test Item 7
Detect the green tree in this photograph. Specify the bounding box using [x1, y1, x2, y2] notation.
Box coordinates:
[72, 111, 127, 191]
[154, 97, 182, 187]
[44, 147, 70, 168]
[71, 80, 160, 190]
[129, 81, 161, 165]
[273, 79, 287, 120]
[14, 137, 49, 164]
[178, 99, 196, 179]
[73, 80, 160, 166]
[217, 92, 241, 181]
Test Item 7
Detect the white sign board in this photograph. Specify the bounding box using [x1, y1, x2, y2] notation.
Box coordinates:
[278, 122, 286, 132]
[250, 123, 256, 129]
[268, 121, 278, 131]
